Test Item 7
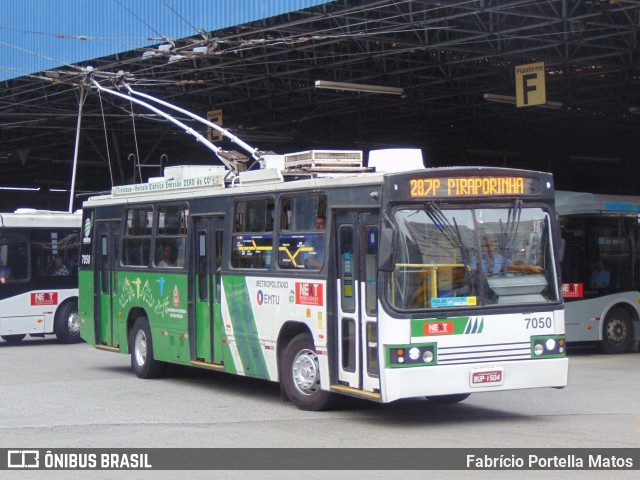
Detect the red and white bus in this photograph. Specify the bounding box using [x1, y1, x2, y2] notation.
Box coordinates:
[0, 209, 82, 344]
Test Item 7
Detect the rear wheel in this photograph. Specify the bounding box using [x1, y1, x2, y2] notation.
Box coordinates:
[601, 307, 633, 354]
[130, 317, 166, 378]
[54, 300, 81, 344]
[427, 394, 471, 404]
[1, 334, 26, 344]
[281, 333, 334, 411]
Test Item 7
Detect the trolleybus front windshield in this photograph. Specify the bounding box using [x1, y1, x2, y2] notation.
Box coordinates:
[388, 205, 558, 310]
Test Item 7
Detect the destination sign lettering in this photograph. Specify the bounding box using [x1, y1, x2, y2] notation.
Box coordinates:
[112, 174, 224, 196]
[408, 176, 538, 198]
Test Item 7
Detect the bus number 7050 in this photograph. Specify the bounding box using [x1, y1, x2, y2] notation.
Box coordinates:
[524, 317, 552, 329]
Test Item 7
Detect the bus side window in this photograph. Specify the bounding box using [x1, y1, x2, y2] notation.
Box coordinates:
[0, 237, 28, 282]
[154, 205, 188, 268]
[122, 207, 152, 267]
[277, 194, 326, 270]
[231, 199, 274, 269]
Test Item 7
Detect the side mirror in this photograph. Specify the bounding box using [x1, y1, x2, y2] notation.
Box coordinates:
[378, 228, 396, 272]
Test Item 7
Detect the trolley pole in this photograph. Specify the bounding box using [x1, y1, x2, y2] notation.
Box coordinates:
[69, 86, 88, 213]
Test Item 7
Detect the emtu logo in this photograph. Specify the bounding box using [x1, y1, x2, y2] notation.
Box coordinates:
[7, 450, 39, 468]
[83, 217, 92, 237]
[82, 217, 93, 244]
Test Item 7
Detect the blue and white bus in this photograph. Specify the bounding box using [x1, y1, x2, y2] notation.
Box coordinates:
[557, 191, 640, 353]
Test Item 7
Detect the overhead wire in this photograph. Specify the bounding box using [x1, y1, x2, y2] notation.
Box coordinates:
[0, 0, 633, 144]
[160, 0, 200, 34]
[100, 0, 568, 83]
[0, 0, 597, 101]
[111, 0, 166, 40]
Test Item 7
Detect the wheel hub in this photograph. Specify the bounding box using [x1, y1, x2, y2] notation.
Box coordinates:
[607, 318, 627, 345]
[67, 312, 80, 334]
[134, 330, 147, 366]
[292, 349, 320, 396]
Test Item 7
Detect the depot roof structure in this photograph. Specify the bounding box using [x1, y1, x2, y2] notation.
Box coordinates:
[1, 0, 639, 210]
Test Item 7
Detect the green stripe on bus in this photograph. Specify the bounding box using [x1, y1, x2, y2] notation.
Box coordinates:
[222, 340, 237, 375]
[223, 275, 269, 379]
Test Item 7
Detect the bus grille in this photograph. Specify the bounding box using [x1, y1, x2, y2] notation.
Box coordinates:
[437, 342, 531, 365]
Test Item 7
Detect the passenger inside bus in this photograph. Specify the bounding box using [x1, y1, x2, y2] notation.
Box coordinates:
[589, 259, 610, 289]
[0, 262, 10, 284]
[158, 242, 177, 267]
[49, 255, 70, 276]
[0, 244, 11, 283]
[305, 216, 326, 269]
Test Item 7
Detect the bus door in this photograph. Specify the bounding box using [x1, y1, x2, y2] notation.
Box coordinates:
[334, 210, 380, 394]
[191, 216, 224, 365]
[96, 221, 120, 348]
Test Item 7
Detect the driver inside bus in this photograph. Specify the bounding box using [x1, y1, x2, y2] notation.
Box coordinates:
[480, 236, 509, 274]
[473, 235, 542, 275]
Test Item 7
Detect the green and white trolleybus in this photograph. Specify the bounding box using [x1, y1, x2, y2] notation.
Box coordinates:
[78, 150, 568, 410]
[78, 80, 568, 409]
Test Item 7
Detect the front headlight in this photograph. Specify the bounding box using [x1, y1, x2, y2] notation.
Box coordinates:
[531, 335, 565, 358]
[386, 343, 437, 368]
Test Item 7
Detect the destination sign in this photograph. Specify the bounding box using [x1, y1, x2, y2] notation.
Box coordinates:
[408, 176, 539, 198]
[112, 174, 225, 197]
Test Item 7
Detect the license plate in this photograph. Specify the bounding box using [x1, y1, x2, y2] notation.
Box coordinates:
[470, 368, 504, 387]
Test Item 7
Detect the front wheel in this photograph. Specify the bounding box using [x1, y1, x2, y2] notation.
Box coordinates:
[601, 307, 633, 354]
[54, 300, 82, 344]
[426, 394, 471, 404]
[281, 333, 334, 411]
[130, 317, 166, 379]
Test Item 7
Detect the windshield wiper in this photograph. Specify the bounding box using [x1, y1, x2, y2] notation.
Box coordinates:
[497, 199, 522, 274]
[425, 202, 475, 269]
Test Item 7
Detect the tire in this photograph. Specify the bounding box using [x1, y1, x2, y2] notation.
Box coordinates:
[601, 307, 633, 354]
[2, 334, 26, 344]
[281, 333, 334, 411]
[54, 299, 82, 344]
[130, 317, 166, 379]
[427, 394, 471, 404]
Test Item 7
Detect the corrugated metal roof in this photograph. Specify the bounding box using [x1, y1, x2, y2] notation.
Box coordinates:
[1, 0, 331, 81]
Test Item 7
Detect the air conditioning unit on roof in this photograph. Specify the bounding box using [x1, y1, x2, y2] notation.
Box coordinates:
[163, 165, 226, 180]
[283, 150, 363, 169]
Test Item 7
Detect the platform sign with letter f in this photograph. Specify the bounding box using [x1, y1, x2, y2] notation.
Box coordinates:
[515, 62, 546, 107]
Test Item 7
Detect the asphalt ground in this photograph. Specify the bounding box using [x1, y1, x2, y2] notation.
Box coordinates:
[1, 337, 638, 479]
